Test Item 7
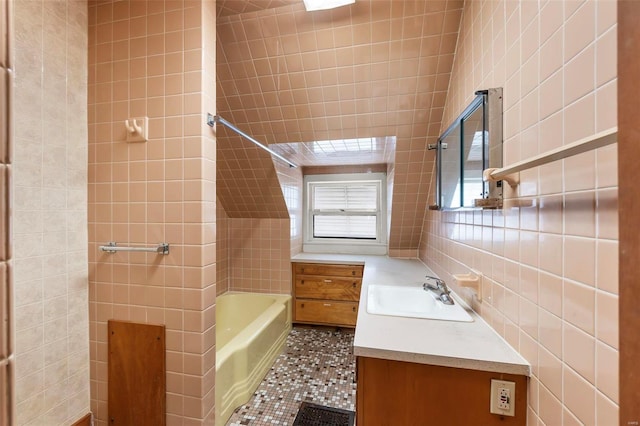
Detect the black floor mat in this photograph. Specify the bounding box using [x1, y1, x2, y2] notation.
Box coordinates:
[292, 402, 355, 426]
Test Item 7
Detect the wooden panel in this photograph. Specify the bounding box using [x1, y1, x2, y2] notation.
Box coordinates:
[295, 276, 361, 301]
[108, 320, 166, 426]
[294, 300, 358, 327]
[0, 360, 8, 426]
[70, 413, 92, 426]
[294, 263, 363, 277]
[619, 2, 640, 424]
[356, 357, 527, 426]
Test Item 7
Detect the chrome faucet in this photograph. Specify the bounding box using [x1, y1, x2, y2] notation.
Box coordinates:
[423, 275, 454, 305]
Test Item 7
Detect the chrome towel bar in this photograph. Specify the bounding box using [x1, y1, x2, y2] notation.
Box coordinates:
[99, 242, 170, 255]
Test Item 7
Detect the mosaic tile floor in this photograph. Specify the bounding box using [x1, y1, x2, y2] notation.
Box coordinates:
[226, 326, 357, 426]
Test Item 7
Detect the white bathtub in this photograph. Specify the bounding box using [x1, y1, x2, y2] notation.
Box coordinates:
[215, 292, 292, 425]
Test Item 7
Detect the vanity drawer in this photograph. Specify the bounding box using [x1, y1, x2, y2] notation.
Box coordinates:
[294, 300, 358, 327]
[294, 263, 363, 278]
[295, 276, 361, 301]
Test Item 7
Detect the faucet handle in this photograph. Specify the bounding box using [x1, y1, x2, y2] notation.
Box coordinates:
[425, 275, 446, 288]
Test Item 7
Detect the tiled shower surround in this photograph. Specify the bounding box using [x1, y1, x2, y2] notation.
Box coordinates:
[0, 0, 9, 424]
[88, 1, 217, 425]
[227, 218, 292, 294]
[12, 1, 90, 424]
[216, 200, 293, 297]
[420, 1, 619, 424]
[216, 212, 292, 296]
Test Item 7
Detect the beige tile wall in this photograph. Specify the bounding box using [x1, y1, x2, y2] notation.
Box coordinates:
[216, 0, 465, 252]
[216, 197, 229, 296]
[216, 160, 298, 297]
[0, 0, 10, 424]
[420, 1, 618, 424]
[11, 1, 90, 424]
[228, 218, 291, 294]
[216, 131, 290, 218]
[217, 0, 297, 18]
[216, 198, 291, 296]
[274, 160, 303, 257]
[88, 1, 217, 425]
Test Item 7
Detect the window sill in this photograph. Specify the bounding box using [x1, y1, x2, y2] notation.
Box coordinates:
[303, 242, 387, 255]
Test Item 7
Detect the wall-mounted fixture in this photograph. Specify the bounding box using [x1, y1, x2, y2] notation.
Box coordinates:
[125, 117, 148, 143]
[303, 0, 355, 11]
[99, 242, 170, 255]
[208, 113, 297, 168]
[483, 127, 617, 188]
[431, 88, 503, 210]
[453, 270, 482, 302]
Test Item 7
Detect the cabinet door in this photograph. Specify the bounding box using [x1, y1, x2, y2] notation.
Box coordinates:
[294, 300, 358, 327]
[295, 276, 361, 301]
[356, 357, 527, 426]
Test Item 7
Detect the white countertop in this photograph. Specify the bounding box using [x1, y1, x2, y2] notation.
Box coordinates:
[291, 253, 530, 376]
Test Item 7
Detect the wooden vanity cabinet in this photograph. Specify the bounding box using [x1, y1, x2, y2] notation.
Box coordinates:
[356, 356, 527, 426]
[292, 262, 364, 327]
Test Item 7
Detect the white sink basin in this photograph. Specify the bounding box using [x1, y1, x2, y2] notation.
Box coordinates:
[367, 284, 474, 322]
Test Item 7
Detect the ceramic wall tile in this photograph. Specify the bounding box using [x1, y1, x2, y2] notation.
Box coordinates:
[88, 1, 216, 425]
[12, 0, 89, 423]
[418, 1, 619, 422]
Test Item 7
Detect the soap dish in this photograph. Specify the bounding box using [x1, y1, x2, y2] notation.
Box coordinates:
[453, 271, 483, 302]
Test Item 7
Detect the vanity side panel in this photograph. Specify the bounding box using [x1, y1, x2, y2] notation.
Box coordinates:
[619, 1, 640, 423]
[356, 357, 527, 426]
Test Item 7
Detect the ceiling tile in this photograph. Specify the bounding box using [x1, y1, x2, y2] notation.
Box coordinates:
[216, 0, 464, 248]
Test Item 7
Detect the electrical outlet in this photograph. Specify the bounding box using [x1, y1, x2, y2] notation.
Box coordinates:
[490, 379, 516, 417]
[498, 387, 510, 410]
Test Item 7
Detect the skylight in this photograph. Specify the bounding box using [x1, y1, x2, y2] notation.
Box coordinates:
[311, 138, 378, 154]
[303, 0, 355, 12]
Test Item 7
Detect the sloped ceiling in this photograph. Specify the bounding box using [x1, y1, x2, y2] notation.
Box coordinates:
[215, 130, 290, 218]
[216, 0, 463, 248]
[217, 0, 298, 17]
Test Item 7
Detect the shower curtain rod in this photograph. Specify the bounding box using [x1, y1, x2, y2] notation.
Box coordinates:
[207, 114, 297, 168]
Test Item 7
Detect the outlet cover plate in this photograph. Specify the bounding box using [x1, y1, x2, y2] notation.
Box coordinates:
[490, 379, 516, 417]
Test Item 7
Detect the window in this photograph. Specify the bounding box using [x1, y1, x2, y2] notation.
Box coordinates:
[304, 173, 387, 254]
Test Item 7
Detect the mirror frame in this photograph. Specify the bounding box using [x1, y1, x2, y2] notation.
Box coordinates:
[434, 88, 503, 210]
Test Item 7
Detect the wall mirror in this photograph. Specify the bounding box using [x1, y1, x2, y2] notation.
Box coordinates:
[435, 88, 503, 210]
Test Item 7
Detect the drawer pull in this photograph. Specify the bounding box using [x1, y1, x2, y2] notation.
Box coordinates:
[323, 279, 332, 283]
[301, 303, 304, 308]
[352, 306, 356, 312]
[301, 280, 304, 284]
[353, 282, 356, 288]
[323, 303, 332, 307]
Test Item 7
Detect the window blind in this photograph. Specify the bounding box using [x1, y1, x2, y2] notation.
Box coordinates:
[312, 183, 378, 239]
